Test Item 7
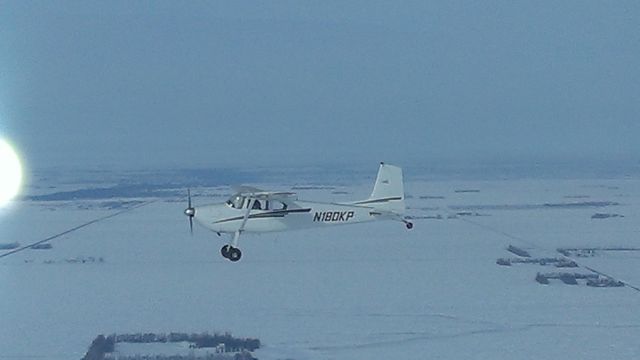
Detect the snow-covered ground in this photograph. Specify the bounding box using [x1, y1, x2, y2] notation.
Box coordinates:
[1, 172, 640, 359]
[112, 341, 227, 358]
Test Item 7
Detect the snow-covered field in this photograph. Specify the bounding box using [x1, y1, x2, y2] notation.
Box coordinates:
[1, 171, 640, 359]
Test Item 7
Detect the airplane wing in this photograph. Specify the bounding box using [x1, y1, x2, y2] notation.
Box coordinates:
[232, 185, 265, 194]
[232, 185, 297, 201]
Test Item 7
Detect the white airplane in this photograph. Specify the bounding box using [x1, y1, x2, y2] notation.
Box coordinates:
[184, 163, 413, 261]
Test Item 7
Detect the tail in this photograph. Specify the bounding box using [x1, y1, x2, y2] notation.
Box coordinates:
[355, 162, 405, 214]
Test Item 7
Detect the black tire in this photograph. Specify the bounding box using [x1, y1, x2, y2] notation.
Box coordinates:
[405, 222, 414, 230]
[220, 245, 231, 258]
[228, 247, 242, 262]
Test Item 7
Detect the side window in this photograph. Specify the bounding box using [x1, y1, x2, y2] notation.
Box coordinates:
[269, 201, 287, 210]
[228, 195, 245, 209]
[251, 200, 263, 210]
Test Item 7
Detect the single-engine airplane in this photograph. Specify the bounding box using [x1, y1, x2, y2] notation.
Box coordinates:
[184, 163, 413, 261]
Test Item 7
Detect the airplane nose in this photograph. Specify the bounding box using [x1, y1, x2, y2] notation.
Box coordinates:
[185, 189, 196, 235]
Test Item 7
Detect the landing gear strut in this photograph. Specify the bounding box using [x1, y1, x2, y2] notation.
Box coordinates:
[221, 203, 251, 262]
[220, 245, 242, 262]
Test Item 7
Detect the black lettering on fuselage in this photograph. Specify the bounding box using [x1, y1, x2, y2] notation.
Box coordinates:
[313, 211, 355, 222]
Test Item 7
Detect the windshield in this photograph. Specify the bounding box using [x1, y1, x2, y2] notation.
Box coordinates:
[226, 194, 245, 209]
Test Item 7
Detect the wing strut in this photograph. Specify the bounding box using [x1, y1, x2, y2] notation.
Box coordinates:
[238, 198, 254, 234]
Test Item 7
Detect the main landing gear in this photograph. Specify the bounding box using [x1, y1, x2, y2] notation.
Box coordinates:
[220, 230, 244, 262]
[403, 220, 414, 230]
[221, 245, 242, 262]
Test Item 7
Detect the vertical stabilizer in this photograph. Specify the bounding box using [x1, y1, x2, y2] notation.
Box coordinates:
[356, 162, 405, 214]
[370, 163, 404, 201]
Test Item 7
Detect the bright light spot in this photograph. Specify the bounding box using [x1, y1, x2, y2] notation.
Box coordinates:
[0, 139, 23, 207]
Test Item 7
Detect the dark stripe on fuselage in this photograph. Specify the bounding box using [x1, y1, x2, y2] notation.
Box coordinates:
[214, 208, 311, 224]
[353, 197, 402, 205]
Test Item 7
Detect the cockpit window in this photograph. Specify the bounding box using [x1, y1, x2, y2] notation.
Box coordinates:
[226, 195, 285, 211]
[226, 194, 245, 209]
[268, 200, 287, 210]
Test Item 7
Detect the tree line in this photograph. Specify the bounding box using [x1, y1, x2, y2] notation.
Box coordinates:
[82, 332, 260, 360]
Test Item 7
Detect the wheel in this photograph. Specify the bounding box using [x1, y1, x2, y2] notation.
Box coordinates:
[220, 245, 231, 258]
[228, 247, 242, 262]
[405, 221, 414, 230]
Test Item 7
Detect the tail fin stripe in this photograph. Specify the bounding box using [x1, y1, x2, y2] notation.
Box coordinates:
[353, 196, 402, 205]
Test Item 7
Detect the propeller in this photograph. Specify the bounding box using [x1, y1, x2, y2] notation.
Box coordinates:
[184, 188, 195, 235]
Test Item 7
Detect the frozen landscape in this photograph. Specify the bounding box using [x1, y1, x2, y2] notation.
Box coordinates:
[1, 165, 640, 359]
[3, 1, 639, 359]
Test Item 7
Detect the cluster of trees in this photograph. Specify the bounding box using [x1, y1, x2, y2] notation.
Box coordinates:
[497, 257, 577, 268]
[506, 245, 530, 258]
[591, 213, 624, 219]
[0, 242, 19, 250]
[535, 271, 624, 287]
[82, 332, 259, 360]
[113, 332, 260, 351]
[104, 351, 256, 360]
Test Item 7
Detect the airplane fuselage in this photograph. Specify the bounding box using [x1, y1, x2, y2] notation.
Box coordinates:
[194, 200, 379, 234]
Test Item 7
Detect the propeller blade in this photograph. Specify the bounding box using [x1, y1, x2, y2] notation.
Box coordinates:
[185, 188, 195, 236]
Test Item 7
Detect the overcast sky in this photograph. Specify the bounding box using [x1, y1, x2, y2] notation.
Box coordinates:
[1, 1, 638, 170]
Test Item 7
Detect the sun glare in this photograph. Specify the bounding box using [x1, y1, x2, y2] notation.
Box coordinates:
[0, 138, 23, 207]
